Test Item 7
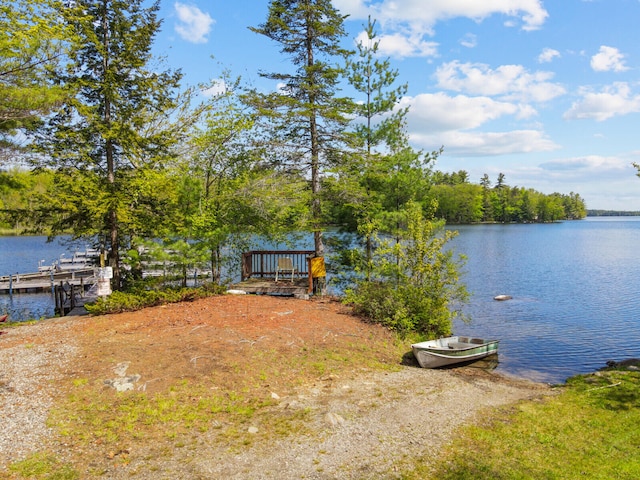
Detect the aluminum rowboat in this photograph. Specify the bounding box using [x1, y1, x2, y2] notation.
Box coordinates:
[411, 336, 499, 368]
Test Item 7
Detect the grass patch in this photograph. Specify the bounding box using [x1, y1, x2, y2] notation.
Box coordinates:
[40, 337, 404, 475]
[416, 370, 640, 479]
[8, 453, 78, 479]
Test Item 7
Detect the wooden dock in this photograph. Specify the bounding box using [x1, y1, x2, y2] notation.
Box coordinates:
[0, 269, 96, 295]
[236, 250, 317, 297]
[230, 277, 310, 297]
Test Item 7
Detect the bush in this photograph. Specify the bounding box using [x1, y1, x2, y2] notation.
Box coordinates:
[345, 281, 457, 338]
[84, 283, 225, 315]
[344, 201, 468, 338]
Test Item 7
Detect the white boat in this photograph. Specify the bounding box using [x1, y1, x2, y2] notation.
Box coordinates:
[411, 336, 499, 368]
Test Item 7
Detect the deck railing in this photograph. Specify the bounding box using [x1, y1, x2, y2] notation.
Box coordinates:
[241, 250, 315, 281]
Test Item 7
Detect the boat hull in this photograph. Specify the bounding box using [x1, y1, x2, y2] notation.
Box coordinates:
[411, 336, 499, 369]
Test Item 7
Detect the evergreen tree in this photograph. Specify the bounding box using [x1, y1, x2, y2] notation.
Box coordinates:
[343, 16, 409, 278]
[32, 0, 185, 288]
[480, 173, 493, 222]
[247, 0, 354, 260]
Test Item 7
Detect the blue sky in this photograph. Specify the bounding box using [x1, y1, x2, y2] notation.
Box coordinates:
[152, 0, 640, 211]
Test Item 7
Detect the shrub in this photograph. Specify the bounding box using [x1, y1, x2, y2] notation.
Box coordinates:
[344, 201, 468, 338]
[85, 283, 225, 315]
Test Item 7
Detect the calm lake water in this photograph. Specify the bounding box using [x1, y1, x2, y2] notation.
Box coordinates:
[1, 217, 639, 383]
[0, 236, 93, 321]
[448, 217, 640, 383]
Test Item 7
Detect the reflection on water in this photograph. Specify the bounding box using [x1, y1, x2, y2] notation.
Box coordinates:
[0, 292, 57, 322]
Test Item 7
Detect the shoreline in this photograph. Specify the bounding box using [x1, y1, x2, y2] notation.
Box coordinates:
[0, 296, 553, 477]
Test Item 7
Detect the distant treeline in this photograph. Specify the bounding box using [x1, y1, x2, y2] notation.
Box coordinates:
[587, 210, 640, 217]
[1, 168, 588, 232]
[425, 171, 587, 224]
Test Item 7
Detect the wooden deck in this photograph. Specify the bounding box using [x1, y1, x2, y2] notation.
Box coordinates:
[230, 277, 310, 297]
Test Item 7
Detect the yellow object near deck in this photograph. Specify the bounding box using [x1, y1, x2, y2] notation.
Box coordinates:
[310, 257, 326, 278]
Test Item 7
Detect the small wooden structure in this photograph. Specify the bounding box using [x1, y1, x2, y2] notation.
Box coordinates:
[235, 250, 316, 296]
[0, 269, 96, 295]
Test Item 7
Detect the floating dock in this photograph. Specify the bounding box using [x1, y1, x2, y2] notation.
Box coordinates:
[0, 269, 96, 295]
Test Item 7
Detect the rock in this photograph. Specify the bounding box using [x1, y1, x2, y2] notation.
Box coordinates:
[325, 412, 345, 427]
[105, 374, 141, 392]
[494, 295, 512, 301]
[248, 426, 259, 434]
[113, 362, 130, 376]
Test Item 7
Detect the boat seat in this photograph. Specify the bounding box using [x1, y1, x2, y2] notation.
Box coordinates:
[448, 342, 473, 349]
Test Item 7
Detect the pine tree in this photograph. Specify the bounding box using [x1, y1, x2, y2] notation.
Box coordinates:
[33, 0, 184, 288]
[343, 17, 409, 277]
[247, 0, 354, 259]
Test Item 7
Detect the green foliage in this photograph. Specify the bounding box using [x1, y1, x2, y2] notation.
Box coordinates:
[0, 167, 54, 232]
[0, 0, 72, 149]
[248, 0, 355, 256]
[430, 171, 587, 223]
[182, 76, 312, 283]
[345, 202, 468, 337]
[84, 284, 225, 315]
[427, 371, 640, 480]
[30, 0, 194, 288]
[8, 452, 78, 479]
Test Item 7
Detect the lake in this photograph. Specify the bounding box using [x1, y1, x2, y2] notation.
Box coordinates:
[1, 217, 639, 384]
[0, 236, 94, 321]
[448, 217, 640, 383]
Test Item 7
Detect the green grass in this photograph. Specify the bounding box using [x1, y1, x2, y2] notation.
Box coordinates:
[20, 332, 404, 477]
[417, 369, 640, 480]
[7, 453, 78, 479]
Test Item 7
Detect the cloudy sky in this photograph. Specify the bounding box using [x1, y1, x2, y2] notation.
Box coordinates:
[154, 0, 640, 211]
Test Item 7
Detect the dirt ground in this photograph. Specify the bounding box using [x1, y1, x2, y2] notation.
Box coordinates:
[0, 294, 551, 479]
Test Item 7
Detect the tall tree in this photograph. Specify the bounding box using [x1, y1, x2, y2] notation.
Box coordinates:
[184, 74, 309, 284]
[343, 17, 409, 277]
[32, 0, 185, 288]
[248, 0, 354, 259]
[0, 0, 71, 156]
[480, 173, 493, 222]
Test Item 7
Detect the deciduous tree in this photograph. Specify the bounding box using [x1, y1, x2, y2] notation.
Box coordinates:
[0, 0, 72, 156]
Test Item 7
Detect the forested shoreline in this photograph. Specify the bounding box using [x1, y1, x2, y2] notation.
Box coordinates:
[0, 167, 586, 234]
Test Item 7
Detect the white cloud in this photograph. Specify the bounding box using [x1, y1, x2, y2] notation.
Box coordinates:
[365, 32, 439, 58]
[435, 61, 566, 103]
[460, 33, 477, 48]
[346, 0, 548, 32]
[590, 46, 628, 72]
[332, 0, 369, 18]
[498, 155, 638, 208]
[399, 93, 558, 155]
[401, 92, 523, 132]
[538, 48, 560, 63]
[539, 155, 628, 174]
[201, 79, 227, 97]
[337, 1, 548, 59]
[174, 3, 214, 44]
[564, 82, 640, 121]
[413, 129, 558, 156]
